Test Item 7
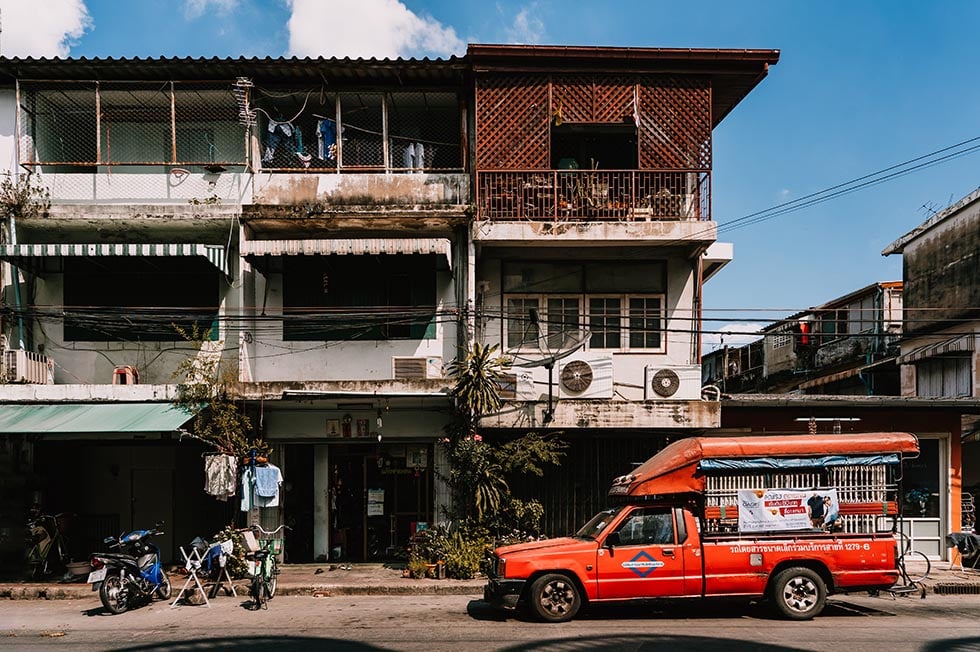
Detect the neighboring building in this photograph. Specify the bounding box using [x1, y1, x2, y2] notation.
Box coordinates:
[703, 281, 903, 395]
[0, 45, 781, 565]
[719, 395, 980, 558]
[884, 186, 980, 532]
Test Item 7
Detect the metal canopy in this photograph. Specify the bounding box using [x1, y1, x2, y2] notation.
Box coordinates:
[898, 334, 976, 365]
[241, 238, 452, 272]
[0, 243, 228, 277]
[0, 403, 197, 434]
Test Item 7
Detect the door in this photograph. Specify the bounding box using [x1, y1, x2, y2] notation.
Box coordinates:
[595, 506, 686, 600]
[131, 468, 174, 564]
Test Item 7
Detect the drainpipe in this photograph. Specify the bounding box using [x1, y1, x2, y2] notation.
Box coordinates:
[7, 211, 26, 349]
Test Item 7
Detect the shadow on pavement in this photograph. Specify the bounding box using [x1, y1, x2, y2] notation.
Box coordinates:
[468, 596, 895, 623]
[922, 638, 980, 652]
[499, 633, 809, 652]
[114, 636, 386, 651]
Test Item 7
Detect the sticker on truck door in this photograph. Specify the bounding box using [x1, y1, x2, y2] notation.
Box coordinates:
[622, 551, 665, 577]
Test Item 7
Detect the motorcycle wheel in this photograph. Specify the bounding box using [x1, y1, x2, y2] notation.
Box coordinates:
[100, 575, 129, 614]
[155, 573, 172, 600]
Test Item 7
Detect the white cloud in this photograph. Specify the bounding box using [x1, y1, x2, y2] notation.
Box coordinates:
[702, 322, 763, 354]
[502, 3, 545, 44]
[779, 188, 791, 198]
[286, 0, 464, 59]
[0, 0, 91, 57]
[184, 0, 239, 20]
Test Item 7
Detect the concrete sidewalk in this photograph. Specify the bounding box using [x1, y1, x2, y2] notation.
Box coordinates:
[0, 563, 485, 601]
[1, 560, 977, 601]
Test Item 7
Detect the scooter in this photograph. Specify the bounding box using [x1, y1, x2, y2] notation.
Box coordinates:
[25, 509, 70, 579]
[88, 522, 171, 614]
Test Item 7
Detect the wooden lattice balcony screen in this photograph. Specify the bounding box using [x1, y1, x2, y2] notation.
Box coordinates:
[475, 73, 712, 171]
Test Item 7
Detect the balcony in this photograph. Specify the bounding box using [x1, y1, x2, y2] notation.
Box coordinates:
[477, 170, 709, 222]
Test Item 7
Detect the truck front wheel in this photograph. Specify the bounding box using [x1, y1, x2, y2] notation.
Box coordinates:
[527, 573, 581, 623]
[770, 567, 827, 620]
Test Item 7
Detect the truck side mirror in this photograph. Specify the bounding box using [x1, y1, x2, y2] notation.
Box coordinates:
[605, 532, 620, 549]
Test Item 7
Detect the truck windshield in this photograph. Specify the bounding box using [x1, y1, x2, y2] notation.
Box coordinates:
[574, 508, 623, 540]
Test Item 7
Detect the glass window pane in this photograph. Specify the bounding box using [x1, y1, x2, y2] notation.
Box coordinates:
[546, 298, 581, 350]
[586, 262, 666, 293]
[629, 296, 662, 349]
[507, 297, 540, 349]
[589, 297, 621, 349]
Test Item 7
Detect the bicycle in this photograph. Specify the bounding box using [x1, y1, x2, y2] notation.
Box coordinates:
[888, 531, 931, 598]
[240, 524, 290, 610]
[26, 511, 71, 579]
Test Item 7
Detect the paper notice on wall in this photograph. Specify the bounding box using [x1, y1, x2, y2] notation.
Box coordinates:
[737, 488, 838, 533]
[367, 488, 385, 516]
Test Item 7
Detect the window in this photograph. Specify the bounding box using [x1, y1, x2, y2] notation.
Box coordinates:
[916, 357, 972, 397]
[501, 260, 667, 353]
[614, 509, 675, 546]
[629, 297, 663, 349]
[63, 258, 219, 341]
[506, 297, 540, 349]
[546, 297, 581, 349]
[589, 297, 622, 349]
[282, 255, 437, 341]
[771, 332, 792, 349]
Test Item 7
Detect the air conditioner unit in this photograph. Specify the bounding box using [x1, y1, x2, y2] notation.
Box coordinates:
[558, 355, 613, 399]
[392, 356, 443, 380]
[644, 364, 702, 400]
[497, 369, 539, 401]
[3, 349, 53, 385]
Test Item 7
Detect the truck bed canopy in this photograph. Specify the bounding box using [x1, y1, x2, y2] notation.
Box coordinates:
[609, 432, 919, 497]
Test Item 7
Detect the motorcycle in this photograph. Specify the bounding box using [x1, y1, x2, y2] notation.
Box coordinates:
[87, 522, 172, 614]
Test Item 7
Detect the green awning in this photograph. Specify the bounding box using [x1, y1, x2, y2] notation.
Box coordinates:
[0, 403, 197, 434]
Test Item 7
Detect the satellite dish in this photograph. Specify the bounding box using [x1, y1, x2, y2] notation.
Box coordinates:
[504, 309, 591, 425]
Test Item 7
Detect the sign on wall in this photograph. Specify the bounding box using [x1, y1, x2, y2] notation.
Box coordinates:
[737, 488, 839, 532]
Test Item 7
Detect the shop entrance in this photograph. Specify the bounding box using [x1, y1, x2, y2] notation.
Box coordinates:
[329, 444, 433, 562]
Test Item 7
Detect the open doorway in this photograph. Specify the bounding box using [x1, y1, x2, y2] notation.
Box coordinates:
[551, 123, 637, 170]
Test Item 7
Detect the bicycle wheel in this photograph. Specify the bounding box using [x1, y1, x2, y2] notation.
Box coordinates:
[900, 549, 931, 584]
[267, 559, 278, 599]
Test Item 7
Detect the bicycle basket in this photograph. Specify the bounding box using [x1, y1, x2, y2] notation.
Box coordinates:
[261, 538, 283, 555]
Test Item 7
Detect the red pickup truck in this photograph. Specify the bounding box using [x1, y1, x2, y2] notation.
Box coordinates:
[484, 432, 919, 622]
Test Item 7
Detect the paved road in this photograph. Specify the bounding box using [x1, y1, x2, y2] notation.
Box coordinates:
[2, 592, 979, 651]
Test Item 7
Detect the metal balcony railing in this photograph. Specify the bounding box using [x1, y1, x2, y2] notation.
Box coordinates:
[476, 170, 710, 221]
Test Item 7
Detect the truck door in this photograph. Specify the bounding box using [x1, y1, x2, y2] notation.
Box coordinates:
[595, 506, 687, 600]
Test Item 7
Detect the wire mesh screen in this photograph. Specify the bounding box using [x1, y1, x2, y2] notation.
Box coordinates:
[19, 83, 99, 168]
[18, 82, 247, 170]
[250, 88, 462, 172]
[340, 92, 384, 169]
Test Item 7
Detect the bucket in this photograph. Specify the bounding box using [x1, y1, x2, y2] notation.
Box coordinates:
[66, 561, 92, 577]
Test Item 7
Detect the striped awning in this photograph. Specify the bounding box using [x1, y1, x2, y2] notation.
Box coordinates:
[241, 238, 452, 270]
[0, 243, 228, 276]
[898, 334, 976, 365]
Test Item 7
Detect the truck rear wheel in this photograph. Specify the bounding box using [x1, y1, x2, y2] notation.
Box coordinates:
[528, 573, 581, 623]
[770, 567, 826, 620]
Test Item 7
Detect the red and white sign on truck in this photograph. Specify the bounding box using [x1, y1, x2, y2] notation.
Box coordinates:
[484, 432, 919, 622]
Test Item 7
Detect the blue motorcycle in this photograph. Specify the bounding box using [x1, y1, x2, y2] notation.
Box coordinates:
[88, 522, 171, 614]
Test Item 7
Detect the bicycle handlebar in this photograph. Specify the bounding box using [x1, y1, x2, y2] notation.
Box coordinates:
[234, 524, 292, 536]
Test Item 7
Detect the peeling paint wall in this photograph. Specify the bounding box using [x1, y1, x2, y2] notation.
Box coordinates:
[903, 201, 980, 335]
[252, 172, 470, 207]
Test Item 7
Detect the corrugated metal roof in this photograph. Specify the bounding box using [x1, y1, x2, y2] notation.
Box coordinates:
[898, 334, 976, 365]
[0, 403, 196, 434]
[0, 55, 468, 86]
[0, 243, 227, 276]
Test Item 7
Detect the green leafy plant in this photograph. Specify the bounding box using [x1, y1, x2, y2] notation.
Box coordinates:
[406, 553, 429, 579]
[172, 323, 268, 458]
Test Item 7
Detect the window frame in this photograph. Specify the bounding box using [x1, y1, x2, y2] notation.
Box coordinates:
[502, 292, 666, 354]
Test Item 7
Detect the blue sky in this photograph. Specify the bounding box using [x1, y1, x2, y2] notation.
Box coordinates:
[3, 0, 979, 349]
